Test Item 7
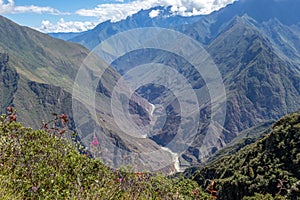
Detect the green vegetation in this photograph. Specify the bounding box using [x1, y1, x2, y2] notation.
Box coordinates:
[1, 107, 300, 199]
[187, 111, 300, 199]
[206, 120, 274, 165]
[0, 109, 210, 200]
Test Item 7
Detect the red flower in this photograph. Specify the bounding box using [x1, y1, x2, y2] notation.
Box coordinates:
[91, 135, 99, 146]
[208, 180, 218, 199]
[9, 115, 17, 122]
[6, 106, 13, 113]
[136, 172, 143, 178]
[44, 124, 49, 129]
[59, 114, 69, 124]
[193, 189, 199, 196]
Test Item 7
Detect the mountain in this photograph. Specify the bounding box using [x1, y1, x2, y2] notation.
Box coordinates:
[48, 32, 85, 41]
[0, 15, 89, 126]
[184, 14, 300, 165]
[3, 0, 300, 171]
[0, 16, 179, 173]
[182, 0, 300, 44]
[184, 110, 300, 199]
[62, 0, 300, 166]
[207, 15, 300, 134]
[63, 6, 204, 50]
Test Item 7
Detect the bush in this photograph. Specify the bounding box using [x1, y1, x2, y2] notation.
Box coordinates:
[0, 108, 210, 199]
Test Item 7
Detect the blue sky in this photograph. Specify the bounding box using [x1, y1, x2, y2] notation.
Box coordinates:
[0, 0, 236, 33]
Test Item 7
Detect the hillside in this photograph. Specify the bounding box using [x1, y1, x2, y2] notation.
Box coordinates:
[1, 106, 299, 199]
[0, 110, 211, 199]
[185, 110, 300, 199]
[0, 15, 93, 127]
[0, 16, 176, 173]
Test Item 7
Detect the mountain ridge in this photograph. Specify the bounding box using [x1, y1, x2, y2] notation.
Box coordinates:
[52, 0, 300, 167]
[185, 110, 300, 199]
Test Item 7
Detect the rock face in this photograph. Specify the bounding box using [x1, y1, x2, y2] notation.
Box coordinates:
[0, 53, 19, 110]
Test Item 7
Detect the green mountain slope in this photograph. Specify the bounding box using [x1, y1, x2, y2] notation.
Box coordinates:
[0, 15, 92, 127]
[0, 16, 176, 173]
[0, 115, 211, 199]
[186, 111, 300, 199]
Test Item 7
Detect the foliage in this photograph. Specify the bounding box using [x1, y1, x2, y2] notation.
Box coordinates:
[0, 108, 210, 199]
[189, 111, 300, 199]
[243, 193, 285, 200]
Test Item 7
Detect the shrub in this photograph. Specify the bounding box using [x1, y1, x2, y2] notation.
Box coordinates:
[0, 108, 210, 199]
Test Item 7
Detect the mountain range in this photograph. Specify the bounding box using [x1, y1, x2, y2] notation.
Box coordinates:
[51, 0, 300, 165]
[1, 0, 300, 171]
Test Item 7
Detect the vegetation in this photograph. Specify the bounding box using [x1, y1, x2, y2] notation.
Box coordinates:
[0, 107, 211, 199]
[1, 108, 300, 200]
[186, 111, 300, 200]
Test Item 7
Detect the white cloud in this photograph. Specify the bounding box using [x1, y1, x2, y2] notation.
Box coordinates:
[0, 0, 14, 14]
[75, 2, 151, 22]
[37, 0, 237, 33]
[38, 18, 97, 33]
[76, 0, 237, 21]
[149, 9, 161, 18]
[12, 5, 69, 15]
[0, 0, 68, 15]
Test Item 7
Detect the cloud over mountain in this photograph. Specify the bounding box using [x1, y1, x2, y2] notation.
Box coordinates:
[76, 0, 237, 20]
[40, 18, 97, 33]
[41, 0, 236, 33]
[1, 0, 236, 33]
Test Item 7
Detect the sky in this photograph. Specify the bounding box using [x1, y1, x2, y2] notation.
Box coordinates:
[0, 0, 236, 33]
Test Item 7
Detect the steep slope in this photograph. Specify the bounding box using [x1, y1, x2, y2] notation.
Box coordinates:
[205, 120, 274, 165]
[169, 15, 300, 164]
[207, 16, 300, 137]
[0, 16, 85, 127]
[0, 53, 19, 110]
[186, 110, 300, 199]
[0, 16, 175, 173]
[260, 18, 300, 63]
